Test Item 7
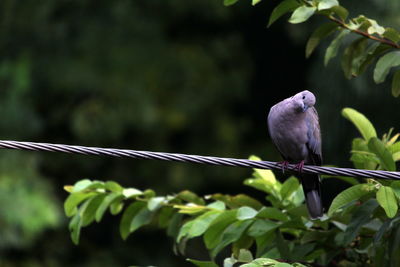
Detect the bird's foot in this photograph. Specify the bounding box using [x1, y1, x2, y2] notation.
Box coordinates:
[276, 161, 289, 173]
[295, 160, 305, 173]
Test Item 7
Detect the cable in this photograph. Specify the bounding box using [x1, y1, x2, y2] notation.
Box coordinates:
[0, 140, 398, 180]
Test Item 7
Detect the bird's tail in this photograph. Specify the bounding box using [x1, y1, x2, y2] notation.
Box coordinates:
[300, 174, 323, 220]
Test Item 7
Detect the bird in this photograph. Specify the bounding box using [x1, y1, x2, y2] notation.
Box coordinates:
[267, 90, 323, 219]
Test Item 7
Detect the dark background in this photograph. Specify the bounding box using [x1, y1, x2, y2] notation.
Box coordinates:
[0, 0, 399, 266]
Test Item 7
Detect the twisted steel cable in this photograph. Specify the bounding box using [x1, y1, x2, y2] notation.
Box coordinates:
[0, 140, 398, 180]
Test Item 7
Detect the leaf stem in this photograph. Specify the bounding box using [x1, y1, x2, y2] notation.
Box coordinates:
[328, 16, 400, 49]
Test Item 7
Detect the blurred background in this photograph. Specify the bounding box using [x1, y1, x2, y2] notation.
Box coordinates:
[0, 0, 399, 266]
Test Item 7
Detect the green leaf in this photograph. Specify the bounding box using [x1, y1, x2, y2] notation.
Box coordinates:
[384, 28, 400, 43]
[69, 213, 82, 245]
[257, 207, 289, 221]
[211, 220, 253, 258]
[129, 206, 153, 233]
[374, 51, 400, 84]
[329, 5, 348, 21]
[95, 193, 123, 222]
[187, 259, 218, 267]
[317, 0, 338, 11]
[223, 0, 239, 6]
[280, 176, 300, 200]
[122, 188, 143, 198]
[148, 196, 165, 211]
[289, 6, 316, 24]
[238, 248, 254, 262]
[368, 137, 396, 171]
[167, 213, 184, 238]
[268, 0, 300, 27]
[306, 22, 338, 58]
[237, 207, 258, 220]
[247, 219, 279, 237]
[119, 201, 146, 240]
[342, 107, 377, 141]
[177, 210, 221, 241]
[341, 37, 368, 79]
[71, 179, 92, 192]
[104, 181, 123, 192]
[377, 186, 398, 218]
[324, 29, 350, 66]
[358, 43, 391, 75]
[64, 192, 97, 217]
[328, 184, 374, 216]
[204, 210, 238, 249]
[178, 190, 205, 205]
[341, 199, 378, 246]
[392, 70, 400, 97]
[110, 197, 124, 215]
[207, 200, 226, 211]
[81, 194, 106, 226]
[252, 0, 261, 6]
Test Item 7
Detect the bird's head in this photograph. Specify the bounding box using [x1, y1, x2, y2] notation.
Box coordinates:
[291, 90, 316, 113]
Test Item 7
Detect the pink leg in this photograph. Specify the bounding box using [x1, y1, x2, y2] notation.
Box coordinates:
[276, 161, 289, 173]
[295, 160, 305, 173]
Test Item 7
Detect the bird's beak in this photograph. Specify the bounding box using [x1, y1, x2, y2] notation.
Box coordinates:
[302, 104, 309, 112]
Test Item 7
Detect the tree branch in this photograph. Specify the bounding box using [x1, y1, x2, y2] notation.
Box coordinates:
[328, 16, 400, 49]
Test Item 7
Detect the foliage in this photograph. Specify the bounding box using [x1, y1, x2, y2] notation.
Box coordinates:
[65, 108, 400, 266]
[225, 0, 400, 97]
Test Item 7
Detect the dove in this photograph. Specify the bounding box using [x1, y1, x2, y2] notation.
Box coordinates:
[267, 90, 323, 219]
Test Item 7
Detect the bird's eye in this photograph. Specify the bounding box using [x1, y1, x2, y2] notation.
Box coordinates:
[302, 95, 305, 99]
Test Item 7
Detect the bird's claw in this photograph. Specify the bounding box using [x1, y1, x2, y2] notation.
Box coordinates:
[277, 161, 289, 174]
[295, 160, 305, 173]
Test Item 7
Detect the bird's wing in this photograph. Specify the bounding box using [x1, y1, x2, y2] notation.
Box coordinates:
[305, 107, 322, 165]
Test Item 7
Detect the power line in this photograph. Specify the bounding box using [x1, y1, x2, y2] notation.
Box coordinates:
[0, 140, 398, 180]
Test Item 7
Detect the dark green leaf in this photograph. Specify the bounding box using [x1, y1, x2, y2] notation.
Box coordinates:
[204, 210, 237, 249]
[275, 230, 290, 259]
[390, 224, 400, 267]
[81, 194, 106, 226]
[119, 201, 146, 240]
[247, 219, 279, 237]
[329, 5, 348, 21]
[384, 28, 400, 43]
[167, 213, 184, 238]
[324, 29, 350, 66]
[376, 186, 398, 218]
[328, 184, 374, 216]
[342, 107, 377, 141]
[268, 0, 300, 27]
[95, 192, 124, 222]
[368, 137, 396, 171]
[306, 22, 338, 58]
[158, 206, 175, 228]
[342, 199, 379, 245]
[178, 190, 205, 205]
[64, 192, 97, 217]
[289, 6, 316, 24]
[392, 70, 400, 97]
[374, 51, 400, 84]
[211, 219, 253, 258]
[341, 37, 368, 79]
[129, 206, 153, 233]
[223, 0, 239, 6]
[358, 43, 391, 75]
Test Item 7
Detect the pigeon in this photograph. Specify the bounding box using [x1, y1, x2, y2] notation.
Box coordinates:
[267, 90, 323, 219]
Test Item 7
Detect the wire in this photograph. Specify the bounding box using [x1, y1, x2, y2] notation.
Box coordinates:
[0, 140, 398, 180]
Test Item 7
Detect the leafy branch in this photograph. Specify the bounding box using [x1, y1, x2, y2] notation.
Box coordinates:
[64, 110, 400, 266]
[225, 0, 400, 97]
